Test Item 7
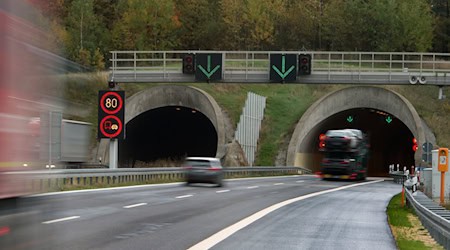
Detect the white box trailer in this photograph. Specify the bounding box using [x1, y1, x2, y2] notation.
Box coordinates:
[60, 119, 91, 163]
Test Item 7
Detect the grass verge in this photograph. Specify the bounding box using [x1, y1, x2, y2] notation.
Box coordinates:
[387, 193, 444, 250]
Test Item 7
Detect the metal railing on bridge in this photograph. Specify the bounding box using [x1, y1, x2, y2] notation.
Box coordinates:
[109, 51, 450, 85]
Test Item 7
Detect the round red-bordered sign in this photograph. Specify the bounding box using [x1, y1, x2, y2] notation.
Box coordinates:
[99, 115, 123, 138]
[100, 91, 123, 115]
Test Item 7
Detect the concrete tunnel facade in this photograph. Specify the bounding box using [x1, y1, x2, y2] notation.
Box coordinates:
[287, 86, 436, 176]
[98, 85, 436, 174]
[98, 85, 227, 166]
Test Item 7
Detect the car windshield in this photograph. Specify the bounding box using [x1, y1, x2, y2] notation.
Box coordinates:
[185, 160, 213, 167]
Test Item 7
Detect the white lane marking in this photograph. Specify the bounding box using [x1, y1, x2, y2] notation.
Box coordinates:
[247, 186, 259, 189]
[274, 183, 284, 186]
[216, 190, 230, 193]
[296, 180, 305, 183]
[188, 180, 384, 250]
[176, 194, 193, 199]
[123, 203, 147, 209]
[42, 216, 80, 224]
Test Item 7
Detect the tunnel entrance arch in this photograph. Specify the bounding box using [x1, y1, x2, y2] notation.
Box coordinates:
[287, 86, 432, 176]
[99, 85, 226, 167]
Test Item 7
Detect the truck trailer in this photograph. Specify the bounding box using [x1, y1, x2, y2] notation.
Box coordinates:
[318, 129, 369, 180]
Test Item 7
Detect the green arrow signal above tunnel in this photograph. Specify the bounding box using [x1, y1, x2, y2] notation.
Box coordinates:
[198, 55, 220, 79]
[270, 54, 297, 82]
[195, 53, 222, 82]
[272, 55, 295, 79]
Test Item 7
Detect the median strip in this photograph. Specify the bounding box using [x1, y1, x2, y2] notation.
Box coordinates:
[42, 216, 80, 224]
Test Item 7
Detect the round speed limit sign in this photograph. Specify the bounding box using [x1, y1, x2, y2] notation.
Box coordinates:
[100, 91, 123, 115]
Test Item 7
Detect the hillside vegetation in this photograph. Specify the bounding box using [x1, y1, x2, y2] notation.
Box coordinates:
[62, 73, 450, 166]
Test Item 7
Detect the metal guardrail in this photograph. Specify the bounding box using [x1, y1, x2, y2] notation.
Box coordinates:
[5, 166, 310, 192]
[391, 170, 450, 249]
[405, 189, 450, 249]
[109, 51, 450, 85]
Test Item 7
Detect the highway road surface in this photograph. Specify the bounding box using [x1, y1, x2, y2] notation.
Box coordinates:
[0, 176, 401, 249]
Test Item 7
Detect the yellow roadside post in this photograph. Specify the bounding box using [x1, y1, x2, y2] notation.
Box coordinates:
[438, 148, 449, 205]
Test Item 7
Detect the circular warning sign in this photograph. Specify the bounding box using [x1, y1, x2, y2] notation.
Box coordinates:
[100, 91, 123, 115]
[99, 115, 123, 138]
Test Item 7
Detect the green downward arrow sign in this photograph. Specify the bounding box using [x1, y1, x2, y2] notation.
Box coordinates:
[198, 55, 221, 79]
[272, 55, 295, 79]
[386, 116, 393, 124]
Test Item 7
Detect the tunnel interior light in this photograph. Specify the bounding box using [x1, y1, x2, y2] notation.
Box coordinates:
[191, 110, 197, 114]
[175, 107, 181, 111]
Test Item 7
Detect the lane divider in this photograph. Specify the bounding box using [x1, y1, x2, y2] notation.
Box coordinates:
[42, 216, 80, 224]
[188, 179, 384, 250]
[176, 194, 193, 199]
[216, 190, 230, 193]
[123, 203, 147, 209]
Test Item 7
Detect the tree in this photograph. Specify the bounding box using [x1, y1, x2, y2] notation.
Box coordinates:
[65, 0, 106, 65]
[174, 0, 215, 50]
[322, 0, 433, 51]
[219, 0, 247, 50]
[112, 0, 180, 50]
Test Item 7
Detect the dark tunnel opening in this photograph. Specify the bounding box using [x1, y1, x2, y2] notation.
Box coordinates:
[119, 106, 217, 167]
[308, 108, 415, 176]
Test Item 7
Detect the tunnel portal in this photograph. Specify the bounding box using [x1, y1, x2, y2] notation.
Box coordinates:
[119, 106, 217, 167]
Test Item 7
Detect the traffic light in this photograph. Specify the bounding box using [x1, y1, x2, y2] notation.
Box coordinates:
[108, 81, 116, 89]
[412, 138, 418, 152]
[319, 134, 326, 150]
[298, 54, 312, 75]
[182, 54, 195, 74]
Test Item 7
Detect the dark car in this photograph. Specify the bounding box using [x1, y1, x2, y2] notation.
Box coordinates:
[183, 157, 224, 187]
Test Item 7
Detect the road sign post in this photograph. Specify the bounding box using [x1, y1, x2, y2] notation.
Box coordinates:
[438, 148, 449, 205]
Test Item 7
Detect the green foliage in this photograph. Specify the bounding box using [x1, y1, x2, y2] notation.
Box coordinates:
[322, 0, 433, 51]
[91, 48, 105, 71]
[387, 193, 413, 227]
[37, 0, 442, 65]
[111, 0, 180, 50]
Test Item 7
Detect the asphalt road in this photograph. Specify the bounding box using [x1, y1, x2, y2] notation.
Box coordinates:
[0, 176, 401, 250]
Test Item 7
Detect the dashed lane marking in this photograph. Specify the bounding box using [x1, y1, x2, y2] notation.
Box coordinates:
[176, 194, 194, 199]
[42, 216, 80, 224]
[124, 203, 147, 209]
